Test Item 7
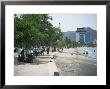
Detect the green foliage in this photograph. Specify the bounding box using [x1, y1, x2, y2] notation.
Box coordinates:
[14, 14, 63, 48]
[65, 37, 72, 48]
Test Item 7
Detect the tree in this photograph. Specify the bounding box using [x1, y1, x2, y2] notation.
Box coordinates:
[14, 14, 63, 49]
[65, 37, 72, 48]
[14, 15, 39, 48]
[48, 27, 63, 47]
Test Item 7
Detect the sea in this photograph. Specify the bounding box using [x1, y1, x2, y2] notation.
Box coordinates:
[83, 47, 97, 59]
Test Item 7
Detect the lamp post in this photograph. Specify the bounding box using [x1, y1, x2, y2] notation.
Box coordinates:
[59, 22, 60, 28]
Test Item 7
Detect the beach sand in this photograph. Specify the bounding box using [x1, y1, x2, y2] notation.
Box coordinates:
[14, 48, 97, 76]
[54, 48, 97, 76]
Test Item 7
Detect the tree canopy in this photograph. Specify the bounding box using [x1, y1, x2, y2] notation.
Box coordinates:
[14, 14, 63, 48]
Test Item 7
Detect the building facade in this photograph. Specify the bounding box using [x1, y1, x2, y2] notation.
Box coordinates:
[76, 27, 97, 44]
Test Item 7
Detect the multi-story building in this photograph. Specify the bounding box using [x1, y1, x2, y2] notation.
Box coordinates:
[76, 27, 97, 44]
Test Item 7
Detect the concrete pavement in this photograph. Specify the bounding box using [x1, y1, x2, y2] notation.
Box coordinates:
[14, 51, 59, 76]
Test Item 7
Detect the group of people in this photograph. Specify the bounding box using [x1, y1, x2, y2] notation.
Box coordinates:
[15, 46, 64, 63]
[34, 46, 50, 55]
[18, 48, 34, 63]
[57, 48, 63, 52]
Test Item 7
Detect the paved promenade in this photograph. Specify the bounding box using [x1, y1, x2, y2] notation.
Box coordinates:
[14, 52, 59, 76]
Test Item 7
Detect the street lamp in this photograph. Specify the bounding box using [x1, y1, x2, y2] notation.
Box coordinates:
[59, 22, 60, 28]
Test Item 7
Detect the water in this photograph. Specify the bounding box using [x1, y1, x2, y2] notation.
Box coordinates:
[84, 47, 97, 59]
[77, 47, 97, 59]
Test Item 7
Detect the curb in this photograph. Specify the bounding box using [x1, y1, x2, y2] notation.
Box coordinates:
[48, 59, 59, 76]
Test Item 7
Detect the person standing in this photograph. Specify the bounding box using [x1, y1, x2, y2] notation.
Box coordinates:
[62, 48, 63, 52]
[52, 48, 54, 53]
[47, 47, 49, 54]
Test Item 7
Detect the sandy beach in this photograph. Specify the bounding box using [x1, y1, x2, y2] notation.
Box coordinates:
[14, 47, 97, 76]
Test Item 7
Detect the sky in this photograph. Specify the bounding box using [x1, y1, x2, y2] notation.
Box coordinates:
[49, 14, 97, 32]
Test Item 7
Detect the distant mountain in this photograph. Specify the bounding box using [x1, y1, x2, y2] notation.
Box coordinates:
[63, 31, 76, 41]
